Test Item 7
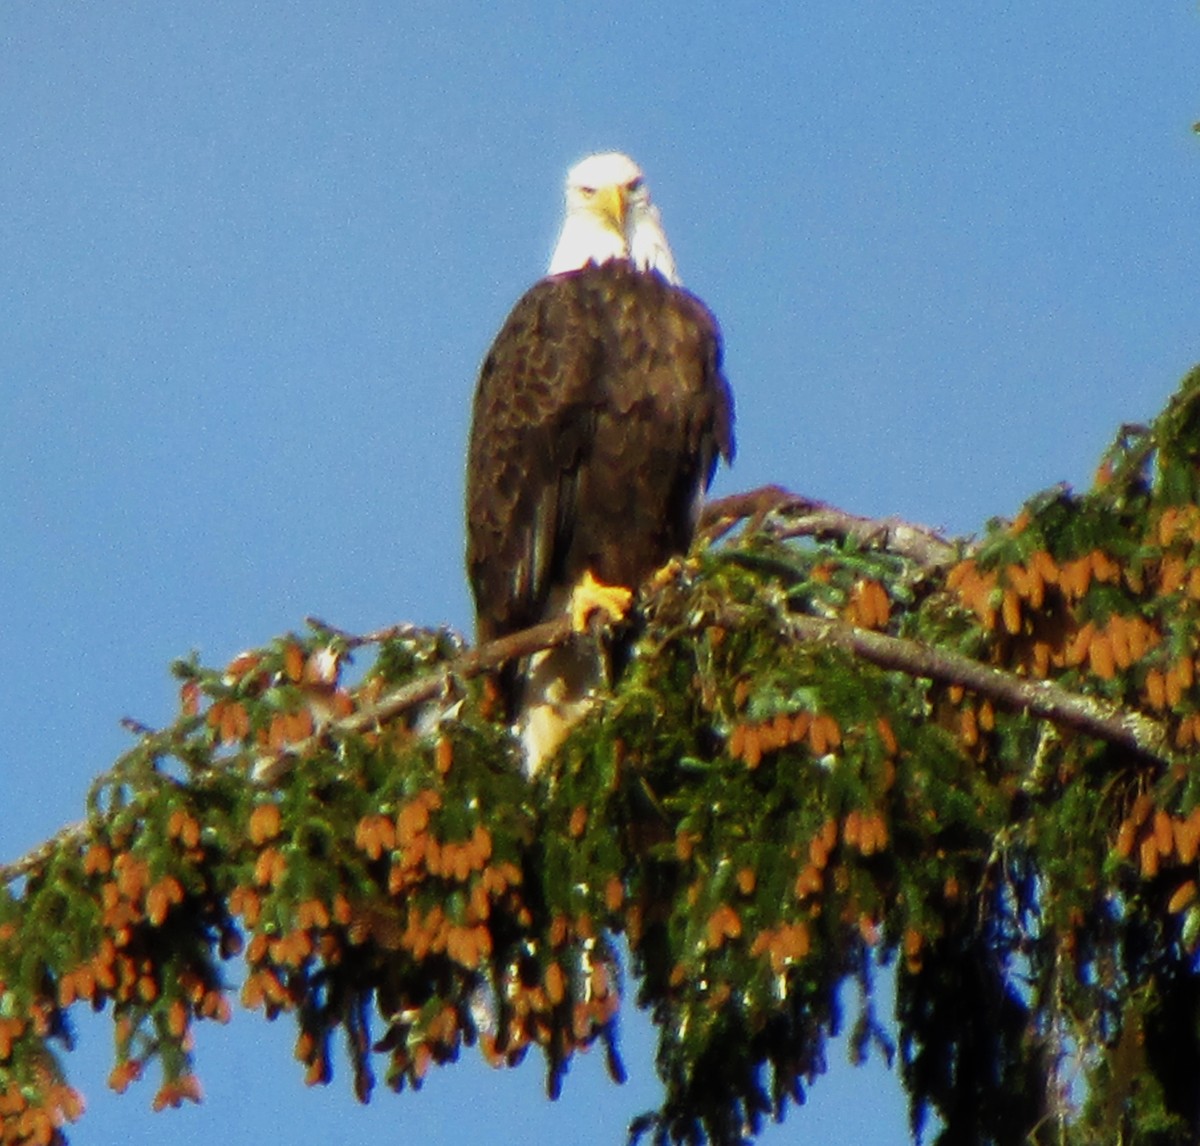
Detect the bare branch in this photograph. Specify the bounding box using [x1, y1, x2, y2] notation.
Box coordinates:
[779, 613, 1170, 764]
[702, 485, 959, 567]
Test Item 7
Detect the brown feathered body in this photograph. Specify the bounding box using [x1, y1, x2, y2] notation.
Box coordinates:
[465, 258, 734, 767]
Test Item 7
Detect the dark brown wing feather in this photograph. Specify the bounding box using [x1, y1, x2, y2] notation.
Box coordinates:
[465, 260, 734, 650]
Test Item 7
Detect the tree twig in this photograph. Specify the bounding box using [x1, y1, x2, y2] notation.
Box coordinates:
[303, 617, 461, 651]
[0, 820, 89, 884]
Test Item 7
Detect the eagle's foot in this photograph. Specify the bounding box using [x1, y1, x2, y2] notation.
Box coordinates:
[647, 555, 691, 591]
[570, 569, 633, 632]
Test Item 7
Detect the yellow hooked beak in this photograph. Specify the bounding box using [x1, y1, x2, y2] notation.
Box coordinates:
[592, 183, 628, 234]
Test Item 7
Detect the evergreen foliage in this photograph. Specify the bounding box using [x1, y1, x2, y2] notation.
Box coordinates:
[6, 368, 1200, 1144]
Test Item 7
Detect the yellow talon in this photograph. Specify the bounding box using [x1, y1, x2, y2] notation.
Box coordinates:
[570, 569, 633, 632]
[647, 556, 690, 591]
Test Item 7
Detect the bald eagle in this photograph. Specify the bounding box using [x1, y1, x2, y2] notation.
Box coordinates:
[465, 152, 734, 773]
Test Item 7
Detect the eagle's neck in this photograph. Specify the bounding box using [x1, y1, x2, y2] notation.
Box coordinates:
[547, 206, 679, 284]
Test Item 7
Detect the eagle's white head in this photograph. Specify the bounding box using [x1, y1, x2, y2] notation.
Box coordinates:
[547, 152, 679, 284]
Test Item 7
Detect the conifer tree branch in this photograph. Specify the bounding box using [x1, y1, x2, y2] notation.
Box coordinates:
[252, 617, 574, 784]
[2, 504, 1167, 885]
[701, 485, 959, 567]
[0, 819, 90, 884]
[7, 376, 1200, 1143]
[777, 612, 1170, 764]
[0, 620, 577, 882]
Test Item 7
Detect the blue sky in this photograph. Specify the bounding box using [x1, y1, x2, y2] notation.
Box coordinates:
[3, 4, 1199, 1143]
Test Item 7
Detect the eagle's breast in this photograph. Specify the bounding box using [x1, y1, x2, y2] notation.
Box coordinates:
[465, 260, 733, 652]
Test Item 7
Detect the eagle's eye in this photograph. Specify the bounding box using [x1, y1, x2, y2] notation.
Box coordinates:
[626, 177, 644, 194]
[578, 186, 596, 198]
